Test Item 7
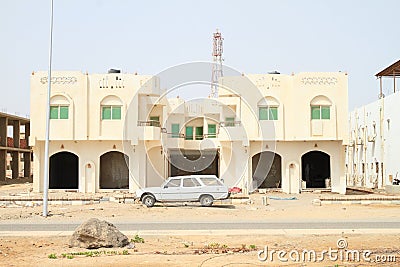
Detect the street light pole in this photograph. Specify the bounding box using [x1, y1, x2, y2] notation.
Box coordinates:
[43, 0, 54, 217]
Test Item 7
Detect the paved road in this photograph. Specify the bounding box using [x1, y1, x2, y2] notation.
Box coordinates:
[1, 221, 400, 232]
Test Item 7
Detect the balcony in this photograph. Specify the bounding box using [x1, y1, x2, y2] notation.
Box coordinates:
[218, 121, 245, 141]
[136, 120, 162, 141]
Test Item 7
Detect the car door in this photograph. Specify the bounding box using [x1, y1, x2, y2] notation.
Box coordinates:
[160, 178, 181, 201]
[180, 177, 202, 201]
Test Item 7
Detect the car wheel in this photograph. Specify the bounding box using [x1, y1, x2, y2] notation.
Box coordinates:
[200, 195, 213, 207]
[142, 195, 155, 207]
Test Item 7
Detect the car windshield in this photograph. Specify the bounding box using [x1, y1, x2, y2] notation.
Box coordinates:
[199, 177, 223, 186]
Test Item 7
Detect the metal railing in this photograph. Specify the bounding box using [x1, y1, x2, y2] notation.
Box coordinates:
[137, 120, 161, 127]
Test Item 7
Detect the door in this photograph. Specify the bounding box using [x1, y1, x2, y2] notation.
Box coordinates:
[160, 178, 181, 201]
[180, 177, 202, 201]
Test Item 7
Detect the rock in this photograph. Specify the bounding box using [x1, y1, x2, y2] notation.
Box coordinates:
[69, 218, 129, 249]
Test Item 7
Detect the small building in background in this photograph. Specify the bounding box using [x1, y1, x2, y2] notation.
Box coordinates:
[346, 59, 400, 189]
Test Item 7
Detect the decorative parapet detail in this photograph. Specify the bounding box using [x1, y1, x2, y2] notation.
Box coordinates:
[301, 77, 338, 85]
[40, 76, 78, 84]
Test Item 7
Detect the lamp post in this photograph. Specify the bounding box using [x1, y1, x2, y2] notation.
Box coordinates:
[43, 0, 54, 217]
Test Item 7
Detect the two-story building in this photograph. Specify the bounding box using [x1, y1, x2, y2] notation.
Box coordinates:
[30, 68, 348, 194]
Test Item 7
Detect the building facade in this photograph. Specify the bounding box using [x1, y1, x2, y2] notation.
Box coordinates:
[31, 69, 348, 194]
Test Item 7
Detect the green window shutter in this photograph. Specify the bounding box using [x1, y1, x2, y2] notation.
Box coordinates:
[149, 116, 159, 126]
[102, 106, 111, 120]
[259, 107, 268, 120]
[311, 106, 321, 120]
[208, 124, 216, 138]
[226, 117, 234, 126]
[59, 106, 69, 119]
[112, 106, 121, 120]
[185, 126, 193, 140]
[195, 126, 203, 140]
[269, 107, 278, 120]
[171, 124, 180, 138]
[321, 106, 330, 119]
[50, 106, 59, 119]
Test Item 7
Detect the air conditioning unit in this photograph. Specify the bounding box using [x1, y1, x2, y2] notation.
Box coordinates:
[348, 140, 355, 147]
[367, 135, 376, 142]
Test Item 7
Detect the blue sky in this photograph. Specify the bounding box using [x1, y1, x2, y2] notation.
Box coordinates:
[1, 0, 399, 116]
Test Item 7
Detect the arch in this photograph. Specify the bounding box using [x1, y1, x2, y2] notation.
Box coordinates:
[50, 94, 72, 105]
[252, 151, 282, 189]
[310, 95, 332, 106]
[301, 150, 331, 188]
[49, 152, 79, 189]
[258, 96, 280, 107]
[100, 95, 123, 105]
[100, 151, 129, 189]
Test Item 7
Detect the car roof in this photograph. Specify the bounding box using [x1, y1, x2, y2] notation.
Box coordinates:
[167, 175, 218, 180]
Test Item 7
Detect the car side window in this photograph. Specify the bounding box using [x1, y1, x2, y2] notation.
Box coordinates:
[165, 179, 181, 188]
[183, 178, 201, 187]
[200, 178, 223, 186]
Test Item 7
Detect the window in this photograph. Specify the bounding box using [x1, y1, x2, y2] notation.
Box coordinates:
[149, 116, 160, 126]
[225, 117, 235, 127]
[171, 124, 180, 138]
[200, 177, 223, 186]
[311, 106, 330, 120]
[195, 126, 203, 140]
[50, 106, 69, 119]
[185, 126, 193, 140]
[165, 179, 181, 188]
[208, 124, 216, 138]
[259, 106, 278, 120]
[102, 106, 121, 120]
[183, 178, 201, 187]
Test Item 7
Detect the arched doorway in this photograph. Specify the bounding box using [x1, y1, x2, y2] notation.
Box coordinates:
[49, 152, 79, 189]
[301, 151, 330, 188]
[100, 151, 129, 189]
[252, 151, 282, 189]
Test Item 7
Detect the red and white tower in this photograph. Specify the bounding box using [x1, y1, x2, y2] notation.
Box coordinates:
[211, 29, 223, 98]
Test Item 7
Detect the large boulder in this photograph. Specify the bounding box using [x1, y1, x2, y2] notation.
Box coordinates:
[69, 218, 130, 249]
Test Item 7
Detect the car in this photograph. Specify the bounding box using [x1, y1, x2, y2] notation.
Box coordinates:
[135, 175, 230, 207]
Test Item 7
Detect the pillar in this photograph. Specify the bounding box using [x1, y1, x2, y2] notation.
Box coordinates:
[24, 152, 31, 178]
[0, 117, 7, 147]
[11, 151, 19, 179]
[0, 150, 6, 181]
[13, 120, 20, 148]
[24, 123, 30, 147]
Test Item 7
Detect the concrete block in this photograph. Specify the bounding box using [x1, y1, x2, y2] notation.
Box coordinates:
[385, 185, 400, 195]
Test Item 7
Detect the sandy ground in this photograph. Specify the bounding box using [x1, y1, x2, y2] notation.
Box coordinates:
[1, 234, 399, 266]
[1, 179, 399, 266]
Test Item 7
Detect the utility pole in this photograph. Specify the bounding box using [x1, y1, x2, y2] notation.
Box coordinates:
[43, 0, 54, 217]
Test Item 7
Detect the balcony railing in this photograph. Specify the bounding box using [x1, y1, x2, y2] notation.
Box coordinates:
[220, 120, 241, 127]
[137, 120, 161, 127]
[162, 132, 185, 138]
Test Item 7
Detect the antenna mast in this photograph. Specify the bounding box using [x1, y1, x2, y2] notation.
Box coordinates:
[211, 29, 223, 98]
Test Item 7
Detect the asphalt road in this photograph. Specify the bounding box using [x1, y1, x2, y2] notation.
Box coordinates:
[1, 221, 400, 232]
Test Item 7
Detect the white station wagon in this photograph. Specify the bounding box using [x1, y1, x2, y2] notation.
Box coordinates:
[135, 175, 230, 207]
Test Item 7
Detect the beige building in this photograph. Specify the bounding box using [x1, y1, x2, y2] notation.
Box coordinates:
[30, 69, 348, 194]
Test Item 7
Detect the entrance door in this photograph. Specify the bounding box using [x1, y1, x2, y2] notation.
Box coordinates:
[252, 151, 282, 189]
[301, 151, 330, 188]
